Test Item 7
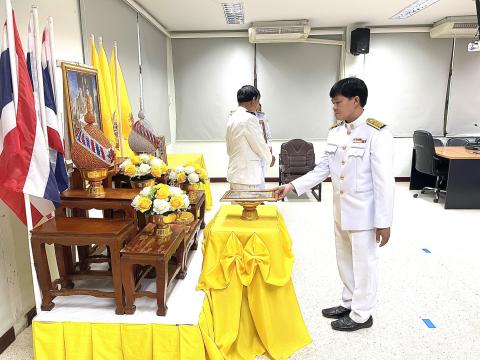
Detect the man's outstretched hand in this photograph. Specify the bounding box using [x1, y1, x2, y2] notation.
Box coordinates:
[274, 183, 294, 199]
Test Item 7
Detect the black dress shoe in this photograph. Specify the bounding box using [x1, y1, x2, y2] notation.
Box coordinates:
[331, 315, 373, 332]
[322, 306, 351, 319]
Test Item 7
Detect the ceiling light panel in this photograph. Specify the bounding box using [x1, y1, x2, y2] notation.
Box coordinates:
[222, 3, 244, 24]
[391, 0, 441, 20]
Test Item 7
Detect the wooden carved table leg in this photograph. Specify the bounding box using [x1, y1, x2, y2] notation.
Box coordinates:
[31, 239, 55, 311]
[110, 241, 125, 315]
[54, 245, 74, 289]
[155, 259, 168, 316]
[199, 201, 206, 229]
[122, 257, 136, 315]
[176, 239, 187, 280]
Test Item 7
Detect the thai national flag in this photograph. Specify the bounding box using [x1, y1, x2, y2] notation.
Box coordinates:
[0, 14, 55, 226]
[41, 27, 68, 193]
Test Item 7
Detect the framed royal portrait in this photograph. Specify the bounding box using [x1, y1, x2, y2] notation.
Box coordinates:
[61, 62, 102, 153]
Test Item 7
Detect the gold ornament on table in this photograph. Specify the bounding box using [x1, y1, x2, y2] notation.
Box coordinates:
[220, 190, 279, 221]
[131, 184, 190, 239]
[119, 154, 168, 188]
[71, 96, 116, 197]
[168, 164, 209, 202]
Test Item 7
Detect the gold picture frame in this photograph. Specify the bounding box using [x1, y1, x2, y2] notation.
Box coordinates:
[220, 190, 278, 203]
[61, 62, 102, 154]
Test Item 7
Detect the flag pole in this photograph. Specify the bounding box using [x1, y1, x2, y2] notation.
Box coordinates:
[114, 41, 124, 157]
[32, 6, 49, 147]
[47, 16, 64, 143]
[5, 0, 42, 313]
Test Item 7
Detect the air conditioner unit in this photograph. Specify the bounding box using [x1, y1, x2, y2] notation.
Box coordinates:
[430, 16, 478, 38]
[248, 20, 311, 43]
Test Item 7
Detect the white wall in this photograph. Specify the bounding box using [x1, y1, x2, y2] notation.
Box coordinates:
[0, 0, 83, 336]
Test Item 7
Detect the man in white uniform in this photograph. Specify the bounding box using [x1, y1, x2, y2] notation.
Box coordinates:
[275, 77, 394, 331]
[226, 85, 275, 190]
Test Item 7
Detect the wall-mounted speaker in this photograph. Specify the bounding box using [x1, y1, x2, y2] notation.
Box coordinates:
[350, 28, 370, 56]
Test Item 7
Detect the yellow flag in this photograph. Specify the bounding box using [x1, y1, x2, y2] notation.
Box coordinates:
[90, 38, 115, 146]
[110, 48, 134, 157]
[98, 42, 120, 154]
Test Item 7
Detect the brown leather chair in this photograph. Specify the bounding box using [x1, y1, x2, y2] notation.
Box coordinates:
[279, 139, 321, 201]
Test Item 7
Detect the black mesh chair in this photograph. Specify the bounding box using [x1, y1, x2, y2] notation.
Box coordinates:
[279, 139, 321, 201]
[446, 138, 469, 146]
[412, 130, 449, 203]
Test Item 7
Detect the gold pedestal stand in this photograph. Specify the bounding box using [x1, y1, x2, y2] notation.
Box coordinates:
[238, 202, 262, 221]
[80, 168, 108, 197]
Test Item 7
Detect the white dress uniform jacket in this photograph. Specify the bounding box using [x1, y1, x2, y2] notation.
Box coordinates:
[226, 107, 273, 186]
[292, 112, 394, 230]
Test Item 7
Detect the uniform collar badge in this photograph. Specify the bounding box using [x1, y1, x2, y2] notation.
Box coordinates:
[353, 138, 367, 143]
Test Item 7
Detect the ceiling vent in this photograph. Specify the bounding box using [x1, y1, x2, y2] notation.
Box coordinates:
[248, 20, 311, 43]
[430, 16, 478, 38]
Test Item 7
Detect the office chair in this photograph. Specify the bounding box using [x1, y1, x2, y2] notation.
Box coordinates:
[446, 138, 469, 146]
[412, 130, 449, 203]
[279, 139, 321, 201]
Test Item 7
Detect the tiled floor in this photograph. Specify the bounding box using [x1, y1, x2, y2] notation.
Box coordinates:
[2, 182, 480, 359]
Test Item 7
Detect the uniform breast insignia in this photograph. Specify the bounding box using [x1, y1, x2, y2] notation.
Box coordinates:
[366, 118, 386, 130]
[330, 121, 343, 130]
[353, 138, 367, 143]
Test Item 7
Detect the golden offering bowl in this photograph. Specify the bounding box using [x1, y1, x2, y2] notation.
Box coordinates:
[80, 168, 108, 197]
[237, 201, 262, 221]
[176, 211, 194, 224]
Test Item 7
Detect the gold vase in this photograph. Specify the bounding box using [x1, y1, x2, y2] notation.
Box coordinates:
[150, 214, 174, 239]
[130, 178, 156, 189]
[180, 182, 199, 202]
[80, 168, 108, 197]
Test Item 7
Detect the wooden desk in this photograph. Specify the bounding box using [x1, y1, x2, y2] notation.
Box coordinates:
[410, 146, 480, 209]
[31, 218, 136, 314]
[121, 223, 188, 316]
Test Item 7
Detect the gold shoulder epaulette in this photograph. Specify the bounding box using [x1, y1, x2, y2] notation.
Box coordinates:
[366, 118, 386, 130]
[330, 121, 343, 130]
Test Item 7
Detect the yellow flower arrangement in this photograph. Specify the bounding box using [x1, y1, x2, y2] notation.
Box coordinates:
[120, 155, 168, 180]
[131, 185, 190, 216]
[168, 164, 208, 186]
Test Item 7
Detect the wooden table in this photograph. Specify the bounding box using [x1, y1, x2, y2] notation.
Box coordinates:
[31, 218, 136, 314]
[58, 188, 142, 272]
[410, 146, 480, 209]
[121, 223, 188, 316]
[435, 146, 480, 209]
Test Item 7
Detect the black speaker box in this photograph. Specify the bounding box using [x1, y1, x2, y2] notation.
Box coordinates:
[350, 28, 370, 56]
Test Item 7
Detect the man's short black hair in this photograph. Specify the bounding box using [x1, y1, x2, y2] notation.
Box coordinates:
[329, 77, 368, 107]
[237, 85, 260, 103]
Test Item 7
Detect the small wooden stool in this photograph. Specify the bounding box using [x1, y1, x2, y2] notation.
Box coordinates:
[189, 190, 206, 229]
[31, 217, 136, 314]
[121, 223, 188, 316]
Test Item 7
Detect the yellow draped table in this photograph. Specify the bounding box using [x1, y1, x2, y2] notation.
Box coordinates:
[167, 153, 212, 210]
[197, 205, 311, 360]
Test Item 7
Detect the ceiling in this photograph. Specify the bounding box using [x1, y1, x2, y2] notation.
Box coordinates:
[134, 0, 477, 32]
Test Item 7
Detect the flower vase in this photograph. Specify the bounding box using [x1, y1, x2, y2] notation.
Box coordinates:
[180, 182, 199, 202]
[131, 178, 156, 189]
[150, 214, 173, 239]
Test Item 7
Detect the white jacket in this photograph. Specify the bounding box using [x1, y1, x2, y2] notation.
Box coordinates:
[226, 107, 273, 185]
[291, 111, 395, 230]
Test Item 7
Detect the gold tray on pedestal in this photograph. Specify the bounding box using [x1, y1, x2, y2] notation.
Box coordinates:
[220, 190, 278, 221]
